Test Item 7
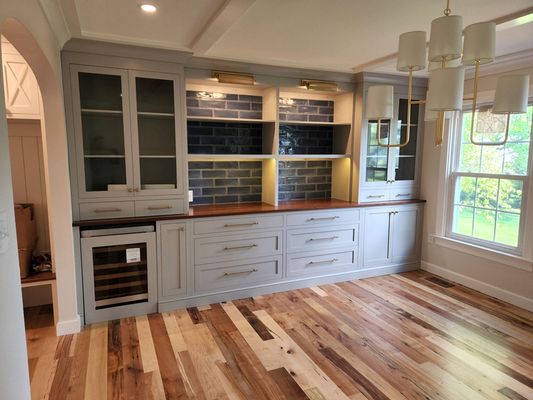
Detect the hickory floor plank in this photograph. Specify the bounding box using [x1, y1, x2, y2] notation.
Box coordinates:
[25, 272, 533, 400]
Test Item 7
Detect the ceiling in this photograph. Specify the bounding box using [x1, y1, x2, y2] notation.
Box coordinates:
[60, 0, 533, 73]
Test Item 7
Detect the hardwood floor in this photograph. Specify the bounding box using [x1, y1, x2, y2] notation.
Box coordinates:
[25, 271, 533, 400]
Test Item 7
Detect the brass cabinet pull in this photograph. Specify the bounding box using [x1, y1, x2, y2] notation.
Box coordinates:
[223, 222, 259, 228]
[93, 208, 122, 213]
[307, 258, 339, 266]
[223, 268, 258, 276]
[396, 193, 411, 197]
[223, 244, 258, 251]
[307, 216, 339, 222]
[367, 195, 385, 199]
[128, 188, 135, 193]
[307, 236, 339, 242]
[147, 205, 172, 210]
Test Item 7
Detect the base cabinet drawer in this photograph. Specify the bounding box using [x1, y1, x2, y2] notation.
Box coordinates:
[195, 257, 282, 293]
[359, 189, 390, 203]
[390, 187, 417, 201]
[135, 199, 185, 217]
[194, 231, 282, 265]
[79, 201, 135, 220]
[287, 226, 358, 252]
[193, 215, 284, 235]
[287, 249, 357, 278]
[286, 209, 359, 227]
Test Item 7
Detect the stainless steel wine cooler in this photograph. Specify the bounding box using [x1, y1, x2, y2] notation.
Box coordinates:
[81, 225, 157, 324]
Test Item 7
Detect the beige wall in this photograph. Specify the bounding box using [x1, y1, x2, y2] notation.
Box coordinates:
[1, 0, 79, 339]
[420, 65, 533, 310]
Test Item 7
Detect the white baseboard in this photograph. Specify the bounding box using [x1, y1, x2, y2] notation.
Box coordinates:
[56, 315, 81, 336]
[421, 261, 533, 312]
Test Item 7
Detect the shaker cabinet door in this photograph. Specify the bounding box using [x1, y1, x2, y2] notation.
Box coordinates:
[391, 206, 420, 264]
[363, 208, 393, 267]
[71, 65, 134, 198]
[158, 222, 187, 299]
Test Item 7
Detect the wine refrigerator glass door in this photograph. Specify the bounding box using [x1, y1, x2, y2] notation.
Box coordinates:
[81, 231, 157, 324]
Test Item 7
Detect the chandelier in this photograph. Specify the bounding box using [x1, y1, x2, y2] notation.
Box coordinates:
[366, 0, 530, 148]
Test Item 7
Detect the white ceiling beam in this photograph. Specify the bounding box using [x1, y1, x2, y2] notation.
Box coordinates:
[190, 0, 256, 56]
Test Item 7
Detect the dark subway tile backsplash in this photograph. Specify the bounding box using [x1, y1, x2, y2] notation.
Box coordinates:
[278, 161, 332, 201]
[188, 121, 263, 154]
[279, 98, 334, 123]
[279, 124, 333, 155]
[189, 161, 262, 205]
[186, 91, 263, 120]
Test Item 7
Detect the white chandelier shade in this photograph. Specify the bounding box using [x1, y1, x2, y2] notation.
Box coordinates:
[463, 22, 496, 65]
[397, 31, 427, 71]
[493, 75, 530, 114]
[424, 91, 439, 121]
[427, 67, 465, 111]
[366, 85, 394, 120]
[428, 15, 463, 62]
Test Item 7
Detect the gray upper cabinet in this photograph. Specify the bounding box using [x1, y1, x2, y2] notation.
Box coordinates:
[63, 53, 187, 220]
[358, 78, 426, 203]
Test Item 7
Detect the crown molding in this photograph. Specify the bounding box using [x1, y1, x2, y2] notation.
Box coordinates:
[62, 38, 193, 64]
[465, 48, 533, 79]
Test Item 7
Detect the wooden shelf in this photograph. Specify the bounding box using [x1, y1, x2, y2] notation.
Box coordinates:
[188, 154, 275, 161]
[139, 155, 176, 159]
[187, 116, 275, 124]
[137, 112, 174, 117]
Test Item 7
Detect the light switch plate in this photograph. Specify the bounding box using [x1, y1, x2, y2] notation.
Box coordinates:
[0, 210, 9, 254]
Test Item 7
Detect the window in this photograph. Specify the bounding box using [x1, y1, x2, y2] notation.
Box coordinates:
[447, 105, 533, 253]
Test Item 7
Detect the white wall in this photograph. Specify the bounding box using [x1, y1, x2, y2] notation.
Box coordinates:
[420, 65, 533, 311]
[0, 49, 31, 400]
[1, 1, 80, 336]
[8, 119, 51, 253]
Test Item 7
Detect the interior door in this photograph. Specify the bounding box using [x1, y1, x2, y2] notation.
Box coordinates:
[71, 65, 134, 198]
[363, 207, 393, 267]
[129, 71, 183, 197]
[391, 206, 420, 264]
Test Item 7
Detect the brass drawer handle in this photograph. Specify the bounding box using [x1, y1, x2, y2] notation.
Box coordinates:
[307, 258, 339, 266]
[396, 193, 411, 197]
[223, 244, 258, 251]
[307, 216, 339, 222]
[367, 195, 385, 199]
[223, 268, 258, 277]
[307, 236, 339, 242]
[93, 208, 122, 213]
[223, 222, 259, 228]
[147, 205, 172, 210]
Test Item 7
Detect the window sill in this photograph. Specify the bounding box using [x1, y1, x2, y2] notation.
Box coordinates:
[429, 235, 533, 272]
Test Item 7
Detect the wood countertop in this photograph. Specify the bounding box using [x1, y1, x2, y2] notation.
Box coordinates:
[73, 198, 426, 227]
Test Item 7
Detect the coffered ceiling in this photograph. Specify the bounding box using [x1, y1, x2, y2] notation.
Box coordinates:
[57, 0, 533, 73]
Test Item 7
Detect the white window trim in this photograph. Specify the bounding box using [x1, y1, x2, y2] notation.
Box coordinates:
[432, 100, 533, 272]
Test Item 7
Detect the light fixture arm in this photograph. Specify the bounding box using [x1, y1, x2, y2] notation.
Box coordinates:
[377, 68, 413, 148]
[468, 60, 509, 146]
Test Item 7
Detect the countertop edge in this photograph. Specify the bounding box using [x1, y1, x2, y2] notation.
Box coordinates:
[73, 199, 426, 227]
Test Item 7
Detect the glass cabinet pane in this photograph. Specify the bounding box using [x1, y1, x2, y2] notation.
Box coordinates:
[135, 77, 177, 190]
[92, 243, 148, 308]
[78, 72, 128, 192]
[366, 121, 390, 182]
[393, 99, 419, 181]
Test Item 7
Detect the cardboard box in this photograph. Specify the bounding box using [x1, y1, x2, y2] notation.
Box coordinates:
[15, 204, 36, 278]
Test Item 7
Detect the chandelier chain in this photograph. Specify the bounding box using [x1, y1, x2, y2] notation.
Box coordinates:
[444, 0, 451, 16]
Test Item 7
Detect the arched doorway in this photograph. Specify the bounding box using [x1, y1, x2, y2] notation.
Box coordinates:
[1, 18, 79, 335]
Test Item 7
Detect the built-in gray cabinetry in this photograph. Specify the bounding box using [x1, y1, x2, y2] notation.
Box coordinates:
[362, 203, 422, 267]
[356, 74, 427, 203]
[156, 204, 422, 311]
[63, 52, 188, 220]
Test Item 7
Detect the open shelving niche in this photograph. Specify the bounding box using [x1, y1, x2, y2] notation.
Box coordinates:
[184, 77, 354, 206]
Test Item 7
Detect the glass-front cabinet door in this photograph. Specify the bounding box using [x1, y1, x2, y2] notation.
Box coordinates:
[130, 72, 182, 196]
[364, 95, 421, 185]
[72, 65, 134, 198]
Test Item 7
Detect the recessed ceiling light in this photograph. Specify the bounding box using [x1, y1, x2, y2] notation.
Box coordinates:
[139, 3, 157, 13]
